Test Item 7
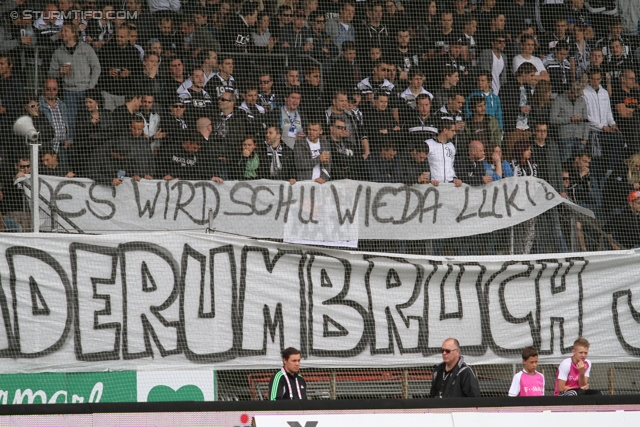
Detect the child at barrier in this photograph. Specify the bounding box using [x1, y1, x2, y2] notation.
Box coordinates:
[554, 337, 602, 396]
[508, 346, 545, 396]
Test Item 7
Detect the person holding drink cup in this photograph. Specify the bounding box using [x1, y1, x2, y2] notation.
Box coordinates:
[294, 119, 331, 183]
[401, 141, 431, 185]
[49, 22, 101, 143]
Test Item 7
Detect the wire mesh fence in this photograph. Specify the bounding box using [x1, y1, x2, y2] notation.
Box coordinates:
[0, 0, 639, 404]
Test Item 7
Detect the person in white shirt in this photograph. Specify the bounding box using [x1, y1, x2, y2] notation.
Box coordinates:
[478, 31, 508, 95]
[512, 34, 550, 85]
[293, 120, 331, 183]
[426, 120, 463, 186]
[582, 68, 626, 182]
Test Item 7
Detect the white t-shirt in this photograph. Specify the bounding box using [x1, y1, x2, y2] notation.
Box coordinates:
[307, 139, 322, 180]
[492, 52, 504, 95]
[512, 55, 546, 75]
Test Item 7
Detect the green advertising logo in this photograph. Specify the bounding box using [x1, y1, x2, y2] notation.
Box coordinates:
[137, 370, 216, 402]
[0, 371, 215, 404]
[147, 385, 204, 402]
[0, 372, 135, 404]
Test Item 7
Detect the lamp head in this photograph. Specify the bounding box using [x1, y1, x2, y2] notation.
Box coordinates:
[13, 116, 40, 143]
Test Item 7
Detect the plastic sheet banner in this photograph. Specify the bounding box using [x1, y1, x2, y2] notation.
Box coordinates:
[30, 176, 591, 239]
[0, 370, 215, 404]
[0, 231, 637, 374]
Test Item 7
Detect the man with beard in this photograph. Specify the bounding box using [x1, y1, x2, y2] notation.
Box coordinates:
[179, 67, 214, 127]
[137, 94, 166, 154]
[260, 125, 296, 182]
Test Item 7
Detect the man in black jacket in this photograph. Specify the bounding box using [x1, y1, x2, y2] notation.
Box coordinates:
[268, 347, 307, 400]
[98, 26, 142, 110]
[326, 41, 360, 99]
[0, 54, 24, 154]
[455, 140, 493, 187]
[429, 338, 481, 398]
[608, 190, 640, 250]
[212, 93, 247, 179]
[220, 1, 258, 53]
[158, 133, 222, 182]
[260, 125, 296, 182]
[400, 142, 430, 185]
[530, 121, 568, 253]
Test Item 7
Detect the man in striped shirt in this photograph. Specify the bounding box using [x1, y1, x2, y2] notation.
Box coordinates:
[268, 347, 308, 400]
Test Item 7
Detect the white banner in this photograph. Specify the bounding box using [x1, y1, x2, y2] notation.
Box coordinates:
[30, 176, 591, 239]
[254, 413, 640, 427]
[0, 231, 638, 373]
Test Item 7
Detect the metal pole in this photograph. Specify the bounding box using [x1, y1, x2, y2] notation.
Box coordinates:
[34, 47, 39, 93]
[401, 369, 409, 399]
[330, 370, 336, 400]
[30, 142, 40, 233]
[510, 226, 514, 255]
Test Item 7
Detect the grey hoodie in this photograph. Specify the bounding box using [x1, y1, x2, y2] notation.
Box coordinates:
[49, 41, 101, 92]
[550, 92, 590, 141]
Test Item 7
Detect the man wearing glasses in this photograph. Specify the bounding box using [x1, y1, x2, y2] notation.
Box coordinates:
[257, 72, 278, 112]
[163, 102, 190, 144]
[429, 338, 480, 398]
[478, 32, 509, 96]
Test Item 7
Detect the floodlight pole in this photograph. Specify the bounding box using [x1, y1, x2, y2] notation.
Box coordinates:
[30, 141, 40, 234]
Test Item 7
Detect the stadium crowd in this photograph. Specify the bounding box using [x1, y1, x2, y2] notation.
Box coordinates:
[0, 0, 639, 251]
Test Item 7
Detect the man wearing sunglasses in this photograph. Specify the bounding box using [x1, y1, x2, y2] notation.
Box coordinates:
[429, 338, 480, 398]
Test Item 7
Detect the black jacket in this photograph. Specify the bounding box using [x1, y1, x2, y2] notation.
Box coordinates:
[221, 14, 253, 53]
[608, 205, 640, 249]
[329, 137, 364, 181]
[293, 137, 331, 181]
[158, 141, 216, 181]
[502, 80, 532, 132]
[74, 109, 111, 176]
[267, 369, 308, 401]
[399, 152, 430, 185]
[259, 142, 296, 181]
[327, 56, 361, 96]
[89, 144, 135, 186]
[429, 356, 481, 398]
[531, 140, 563, 192]
[211, 110, 248, 164]
[454, 157, 485, 186]
[98, 43, 142, 96]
